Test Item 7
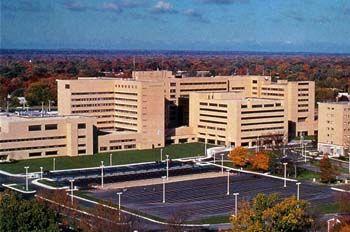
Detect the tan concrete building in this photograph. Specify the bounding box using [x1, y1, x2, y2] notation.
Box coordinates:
[0, 114, 96, 160]
[132, 70, 315, 137]
[318, 102, 350, 156]
[57, 77, 165, 151]
[187, 92, 288, 147]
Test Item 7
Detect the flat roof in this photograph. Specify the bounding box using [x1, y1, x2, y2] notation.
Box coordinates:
[0, 113, 94, 122]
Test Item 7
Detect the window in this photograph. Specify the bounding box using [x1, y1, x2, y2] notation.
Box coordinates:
[29, 152, 42, 157]
[78, 149, 86, 154]
[252, 80, 258, 84]
[78, 123, 86, 129]
[65, 84, 70, 89]
[45, 151, 57, 156]
[28, 125, 41, 131]
[100, 147, 107, 151]
[78, 135, 86, 139]
[45, 124, 57, 130]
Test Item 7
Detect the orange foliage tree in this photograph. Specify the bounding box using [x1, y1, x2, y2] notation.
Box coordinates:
[249, 152, 270, 172]
[229, 147, 249, 167]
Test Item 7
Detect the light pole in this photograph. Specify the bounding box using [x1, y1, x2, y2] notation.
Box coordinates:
[283, 136, 287, 157]
[256, 136, 260, 153]
[53, 158, 56, 171]
[110, 153, 113, 166]
[283, 162, 288, 188]
[69, 179, 75, 205]
[162, 176, 166, 203]
[166, 155, 169, 180]
[160, 148, 163, 162]
[221, 154, 224, 174]
[296, 182, 301, 201]
[40, 167, 43, 180]
[233, 193, 239, 216]
[327, 218, 341, 232]
[226, 169, 230, 195]
[117, 192, 123, 220]
[204, 138, 207, 156]
[24, 166, 29, 191]
[213, 152, 216, 164]
[101, 161, 104, 188]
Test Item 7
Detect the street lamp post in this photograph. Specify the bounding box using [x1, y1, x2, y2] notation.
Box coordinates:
[117, 192, 123, 220]
[110, 153, 113, 166]
[101, 161, 104, 188]
[162, 176, 166, 203]
[256, 136, 260, 153]
[24, 166, 29, 191]
[283, 162, 288, 188]
[233, 193, 239, 216]
[53, 158, 56, 171]
[296, 182, 301, 201]
[160, 148, 163, 162]
[226, 169, 230, 195]
[166, 155, 169, 180]
[221, 154, 224, 174]
[213, 153, 216, 164]
[40, 167, 43, 180]
[327, 218, 341, 232]
[69, 179, 75, 205]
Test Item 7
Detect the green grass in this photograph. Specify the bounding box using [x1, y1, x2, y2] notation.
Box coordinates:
[314, 202, 341, 214]
[297, 169, 319, 181]
[191, 215, 230, 224]
[0, 143, 210, 174]
[37, 179, 61, 188]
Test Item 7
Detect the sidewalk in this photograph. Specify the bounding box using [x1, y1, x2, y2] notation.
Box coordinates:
[94, 171, 226, 190]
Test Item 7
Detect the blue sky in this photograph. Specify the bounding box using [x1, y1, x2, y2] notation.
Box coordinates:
[1, 0, 350, 53]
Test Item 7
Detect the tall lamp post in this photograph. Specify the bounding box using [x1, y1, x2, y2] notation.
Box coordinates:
[221, 154, 224, 174]
[233, 193, 239, 216]
[166, 155, 169, 180]
[101, 161, 104, 188]
[160, 148, 163, 162]
[69, 179, 75, 205]
[162, 176, 166, 203]
[283, 162, 288, 188]
[24, 166, 29, 191]
[296, 182, 301, 201]
[40, 167, 43, 180]
[117, 192, 123, 220]
[110, 154, 113, 166]
[226, 169, 230, 195]
[53, 158, 56, 171]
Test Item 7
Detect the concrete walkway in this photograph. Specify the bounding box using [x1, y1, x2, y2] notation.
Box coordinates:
[93, 171, 226, 190]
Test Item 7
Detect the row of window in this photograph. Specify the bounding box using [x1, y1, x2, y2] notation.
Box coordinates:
[0, 136, 66, 143]
[28, 124, 58, 131]
[180, 88, 227, 92]
[29, 150, 58, 157]
[241, 121, 284, 126]
[0, 144, 66, 152]
[180, 82, 227, 86]
[242, 109, 284, 114]
[241, 126, 284, 132]
[110, 139, 136, 143]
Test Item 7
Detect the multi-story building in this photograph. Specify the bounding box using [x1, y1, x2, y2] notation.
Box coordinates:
[318, 102, 350, 156]
[132, 71, 315, 138]
[187, 92, 288, 147]
[0, 113, 96, 160]
[57, 77, 165, 152]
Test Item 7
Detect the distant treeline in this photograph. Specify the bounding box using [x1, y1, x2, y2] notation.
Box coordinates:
[1, 51, 349, 108]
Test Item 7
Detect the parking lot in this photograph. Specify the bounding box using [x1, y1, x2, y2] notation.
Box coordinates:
[88, 172, 335, 222]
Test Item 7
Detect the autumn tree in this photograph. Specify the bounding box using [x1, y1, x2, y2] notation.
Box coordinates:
[25, 81, 56, 106]
[0, 190, 59, 232]
[319, 155, 337, 183]
[229, 146, 249, 167]
[231, 193, 313, 232]
[249, 152, 270, 172]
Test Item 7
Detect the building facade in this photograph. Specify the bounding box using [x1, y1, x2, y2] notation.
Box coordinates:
[0, 114, 96, 160]
[132, 71, 316, 137]
[188, 92, 288, 147]
[318, 102, 350, 156]
[57, 77, 165, 151]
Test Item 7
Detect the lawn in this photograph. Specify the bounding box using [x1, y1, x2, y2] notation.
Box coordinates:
[191, 215, 230, 224]
[0, 143, 210, 174]
[297, 169, 319, 181]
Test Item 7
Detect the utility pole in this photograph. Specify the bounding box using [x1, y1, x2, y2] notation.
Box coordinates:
[226, 169, 230, 195]
[233, 193, 239, 216]
[117, 192, 123, 220]
[69, 179, 75, 205]
[40, 167, 43, 180]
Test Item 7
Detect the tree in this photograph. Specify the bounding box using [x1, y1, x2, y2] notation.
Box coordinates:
[231, 193, 313, 232]
[0, 190, 59, 232]
[319, 155, 337, 183]
[229, 146, 249, 167]
[249, 152, 270, 172]
[25, 81, 55, 106]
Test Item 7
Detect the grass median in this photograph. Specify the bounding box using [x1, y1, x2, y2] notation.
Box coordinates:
[0, 143, 211, 174]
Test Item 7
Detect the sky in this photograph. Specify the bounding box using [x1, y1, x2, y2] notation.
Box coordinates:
[1, 0, 350, 53]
